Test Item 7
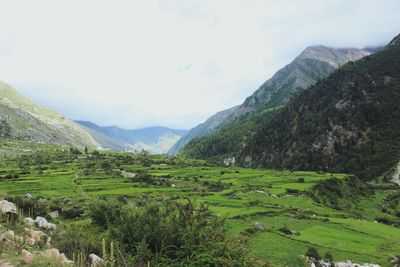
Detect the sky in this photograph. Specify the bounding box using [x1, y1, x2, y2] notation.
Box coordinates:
[0, 0, 399, 129]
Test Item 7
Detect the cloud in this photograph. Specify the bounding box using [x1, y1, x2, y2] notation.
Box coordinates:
[0, 0, 399, 129]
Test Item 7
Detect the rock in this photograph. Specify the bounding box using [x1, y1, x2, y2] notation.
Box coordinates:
[171, 184, 176, 188]
[271, 194, 278, 198]
[0, 230, 15, 241]
[60, 253, 74, 265]
[223, 157, 236, 166]
[0, 200, 17, 215]
[48, 210, 59, 219]
[20, 249, 34, 264]
[254, 190, 268, 196]
[89, 254, 104, 267]
[26, 237, 36, 246]
[42, 248, 61, 259]
[254, 222, 265, 231]
[24, 217, 35, 227]
[29, 229, 46, 242]
[35, 216, 56, 230]
[24, 193, 33, 199]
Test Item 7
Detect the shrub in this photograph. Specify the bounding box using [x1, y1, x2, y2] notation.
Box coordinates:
[90, 199, 257, 266]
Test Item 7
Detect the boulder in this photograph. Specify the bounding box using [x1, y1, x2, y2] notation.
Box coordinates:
[0, 230, 15, 241]
[48, 210, 59, 219]
[89, 254, 104, 267]
[0, 200, 17, 215]
[24, 217, 35, 227]
[20, 249, 34, 264]
[60, 253, 74, 265]
[29, 229, 46, 242]
[24, 193, 33, 199]
[35, 216, 56, 230]
[254, 222, 265, 231]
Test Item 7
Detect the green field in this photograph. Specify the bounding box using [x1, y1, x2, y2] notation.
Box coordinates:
[0, 140, 399, 266]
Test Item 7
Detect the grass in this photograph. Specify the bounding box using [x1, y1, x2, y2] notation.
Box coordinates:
[0, 139, 399, 266]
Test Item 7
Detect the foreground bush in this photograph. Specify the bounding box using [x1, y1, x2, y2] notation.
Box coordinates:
[89, 199, 259, 266]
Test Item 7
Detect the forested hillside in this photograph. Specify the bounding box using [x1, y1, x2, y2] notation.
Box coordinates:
[172, 46, 370, 154]
[183, 34, 400, 180]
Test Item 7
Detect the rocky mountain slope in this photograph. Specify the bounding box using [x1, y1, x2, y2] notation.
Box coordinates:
[183, 34, 400, 180]
[0, 82, 99, 148]
[76, 121, 188, 154]
[172, 46, 370, 154]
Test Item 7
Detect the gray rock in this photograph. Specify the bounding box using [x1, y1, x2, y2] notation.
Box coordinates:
[0, 200, 17, 215]
[48, 210, 59, 219]
[254, 222, 265, 231]
[35, 216, 56, 230]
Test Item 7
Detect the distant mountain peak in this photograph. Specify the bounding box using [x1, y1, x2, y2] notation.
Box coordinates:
[297, 45, 370, 68]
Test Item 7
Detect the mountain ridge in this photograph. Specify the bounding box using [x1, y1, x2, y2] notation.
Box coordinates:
[0, 81, 99, 148]
[171, 45, 371, 154]
[76, 120, 188, 154]
[182, 34, 400, 180]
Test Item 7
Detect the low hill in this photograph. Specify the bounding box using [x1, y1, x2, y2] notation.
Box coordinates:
[0, 82, 98, 148]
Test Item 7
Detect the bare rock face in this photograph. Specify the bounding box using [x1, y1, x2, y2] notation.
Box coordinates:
[0, 200, 17, 215]
[392, 160, 400, 185]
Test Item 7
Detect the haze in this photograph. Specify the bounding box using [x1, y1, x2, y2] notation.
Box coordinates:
[0, 0, 399, 129]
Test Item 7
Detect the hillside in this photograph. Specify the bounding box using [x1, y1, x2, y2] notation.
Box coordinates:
[168, 106, 239, 154]
[0, 82, 99, 148]
[183, 34, 400, 180]
[172, 46, 370, 154]
[76, 120, 188, 154]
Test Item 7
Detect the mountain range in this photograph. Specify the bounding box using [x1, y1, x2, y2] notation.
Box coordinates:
[0, 82, 187, 153]
[181, 34, 400, 182]
[169, 45, 372, 154]
[76, 121, 187, 154]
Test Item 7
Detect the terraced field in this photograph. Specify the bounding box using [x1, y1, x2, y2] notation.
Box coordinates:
[0, 140, 399, 266]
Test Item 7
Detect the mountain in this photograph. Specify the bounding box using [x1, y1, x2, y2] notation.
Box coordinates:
[167, 106, 239, 155]
[0, 82, 99, 148]
[183, 34, 400, 181]
[171, 46, 371, 154]
[76, 121, 188, 154]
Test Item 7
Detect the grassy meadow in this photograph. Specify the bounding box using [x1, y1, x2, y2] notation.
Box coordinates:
[0, 139, 399, 266]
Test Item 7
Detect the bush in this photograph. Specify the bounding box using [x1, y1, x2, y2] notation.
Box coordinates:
[89, 199, 257, 266]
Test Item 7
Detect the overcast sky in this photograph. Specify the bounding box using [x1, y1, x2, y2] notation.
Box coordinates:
[0, 0, 399, 129]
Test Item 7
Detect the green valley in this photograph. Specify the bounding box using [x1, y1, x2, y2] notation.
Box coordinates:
[1, 140, 399, 266]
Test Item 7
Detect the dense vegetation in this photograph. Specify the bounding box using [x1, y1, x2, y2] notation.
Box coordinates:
[181, 35, 400, 180]
[0, 140, 399, 266]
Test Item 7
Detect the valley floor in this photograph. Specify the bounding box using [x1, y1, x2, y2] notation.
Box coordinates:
[0, 140, 399, 266]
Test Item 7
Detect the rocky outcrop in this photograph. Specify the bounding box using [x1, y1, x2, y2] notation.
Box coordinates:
[392, 160, 400, 185]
